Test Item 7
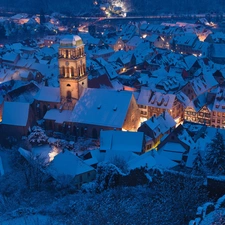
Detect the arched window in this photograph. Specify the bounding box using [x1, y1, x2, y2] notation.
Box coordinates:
[62, 66, 65, 76]
[66, 50, 69, 58]
[71, 67, 75, 76]
[66, 84, 71, 87]
[66, 67, 69, 77]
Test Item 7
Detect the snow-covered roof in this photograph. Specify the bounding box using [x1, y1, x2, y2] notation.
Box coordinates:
[128, 150, 177, 170]
[160, 142, 186, 162]
[95, 57, 118, 79]
[100, 130, 144, 153]
[1, 52, 18, 63]
[174, 33, 198, 47]
[184, 55, 197, 70]
[126, 36, 143, 48]
[71, 88, 133, 128]
[47, 150, 95, 182]
[104, 150, 138, 164]
[2, 101, 29, 126]
[44, 109, 72, 123]
[128, 151, 156, 170]
[35, 86, 60, 103]
[212, 44, 225, 58]
[137, 88, 176, 109]
[191, 74, 217, 97]
[144, 111, 176, 138]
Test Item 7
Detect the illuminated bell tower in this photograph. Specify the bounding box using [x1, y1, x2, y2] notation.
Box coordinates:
[59, 35, 88, 108]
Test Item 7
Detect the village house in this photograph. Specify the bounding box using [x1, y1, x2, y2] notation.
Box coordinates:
[0, 101, 35, 139]
[18, 147, 96, 189]
[170, 34, 199, 55]
[181, 73, 218, 101]
[47, 150, 96, 188]
[137, 87, 183, 123]
[1, 52, 20, 66]
[183, 86, 225, 129]
[69, 88, 140, 138]
[184, 92, 212, 126]
[157, 124, 193, 164]
[125, 36, 143, 51]
[34, 86, 61, 119]
[145, 34, 164, 49]
[138, 111, 176, 150]
[43, 35, 58, 47]
[104, 36, 125, 51]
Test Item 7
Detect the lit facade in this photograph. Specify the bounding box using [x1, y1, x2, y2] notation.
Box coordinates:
[58, 35, 88, 109]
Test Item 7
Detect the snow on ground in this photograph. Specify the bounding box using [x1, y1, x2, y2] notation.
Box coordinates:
[32, 145, 62, 163]
[1, 215, 63, 225]
[200, 208, 225, 225]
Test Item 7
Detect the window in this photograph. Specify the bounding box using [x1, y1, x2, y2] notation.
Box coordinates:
[71, 67, 75, 76]
[62, 66, 65, 76]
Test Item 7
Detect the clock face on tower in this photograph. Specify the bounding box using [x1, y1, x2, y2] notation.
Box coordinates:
[65, 61, 69, 66]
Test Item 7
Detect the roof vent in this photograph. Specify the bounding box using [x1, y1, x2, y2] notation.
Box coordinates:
[113, 105, 117, 111]
[97, 104, 101, 109]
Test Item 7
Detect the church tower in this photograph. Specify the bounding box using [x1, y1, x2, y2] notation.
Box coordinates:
[58, 35, 87, 109]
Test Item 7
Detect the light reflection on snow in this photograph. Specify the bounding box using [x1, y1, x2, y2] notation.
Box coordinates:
[48, 146, 61, 162]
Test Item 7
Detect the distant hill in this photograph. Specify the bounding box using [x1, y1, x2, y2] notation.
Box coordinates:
[0, 0, 224, 16]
